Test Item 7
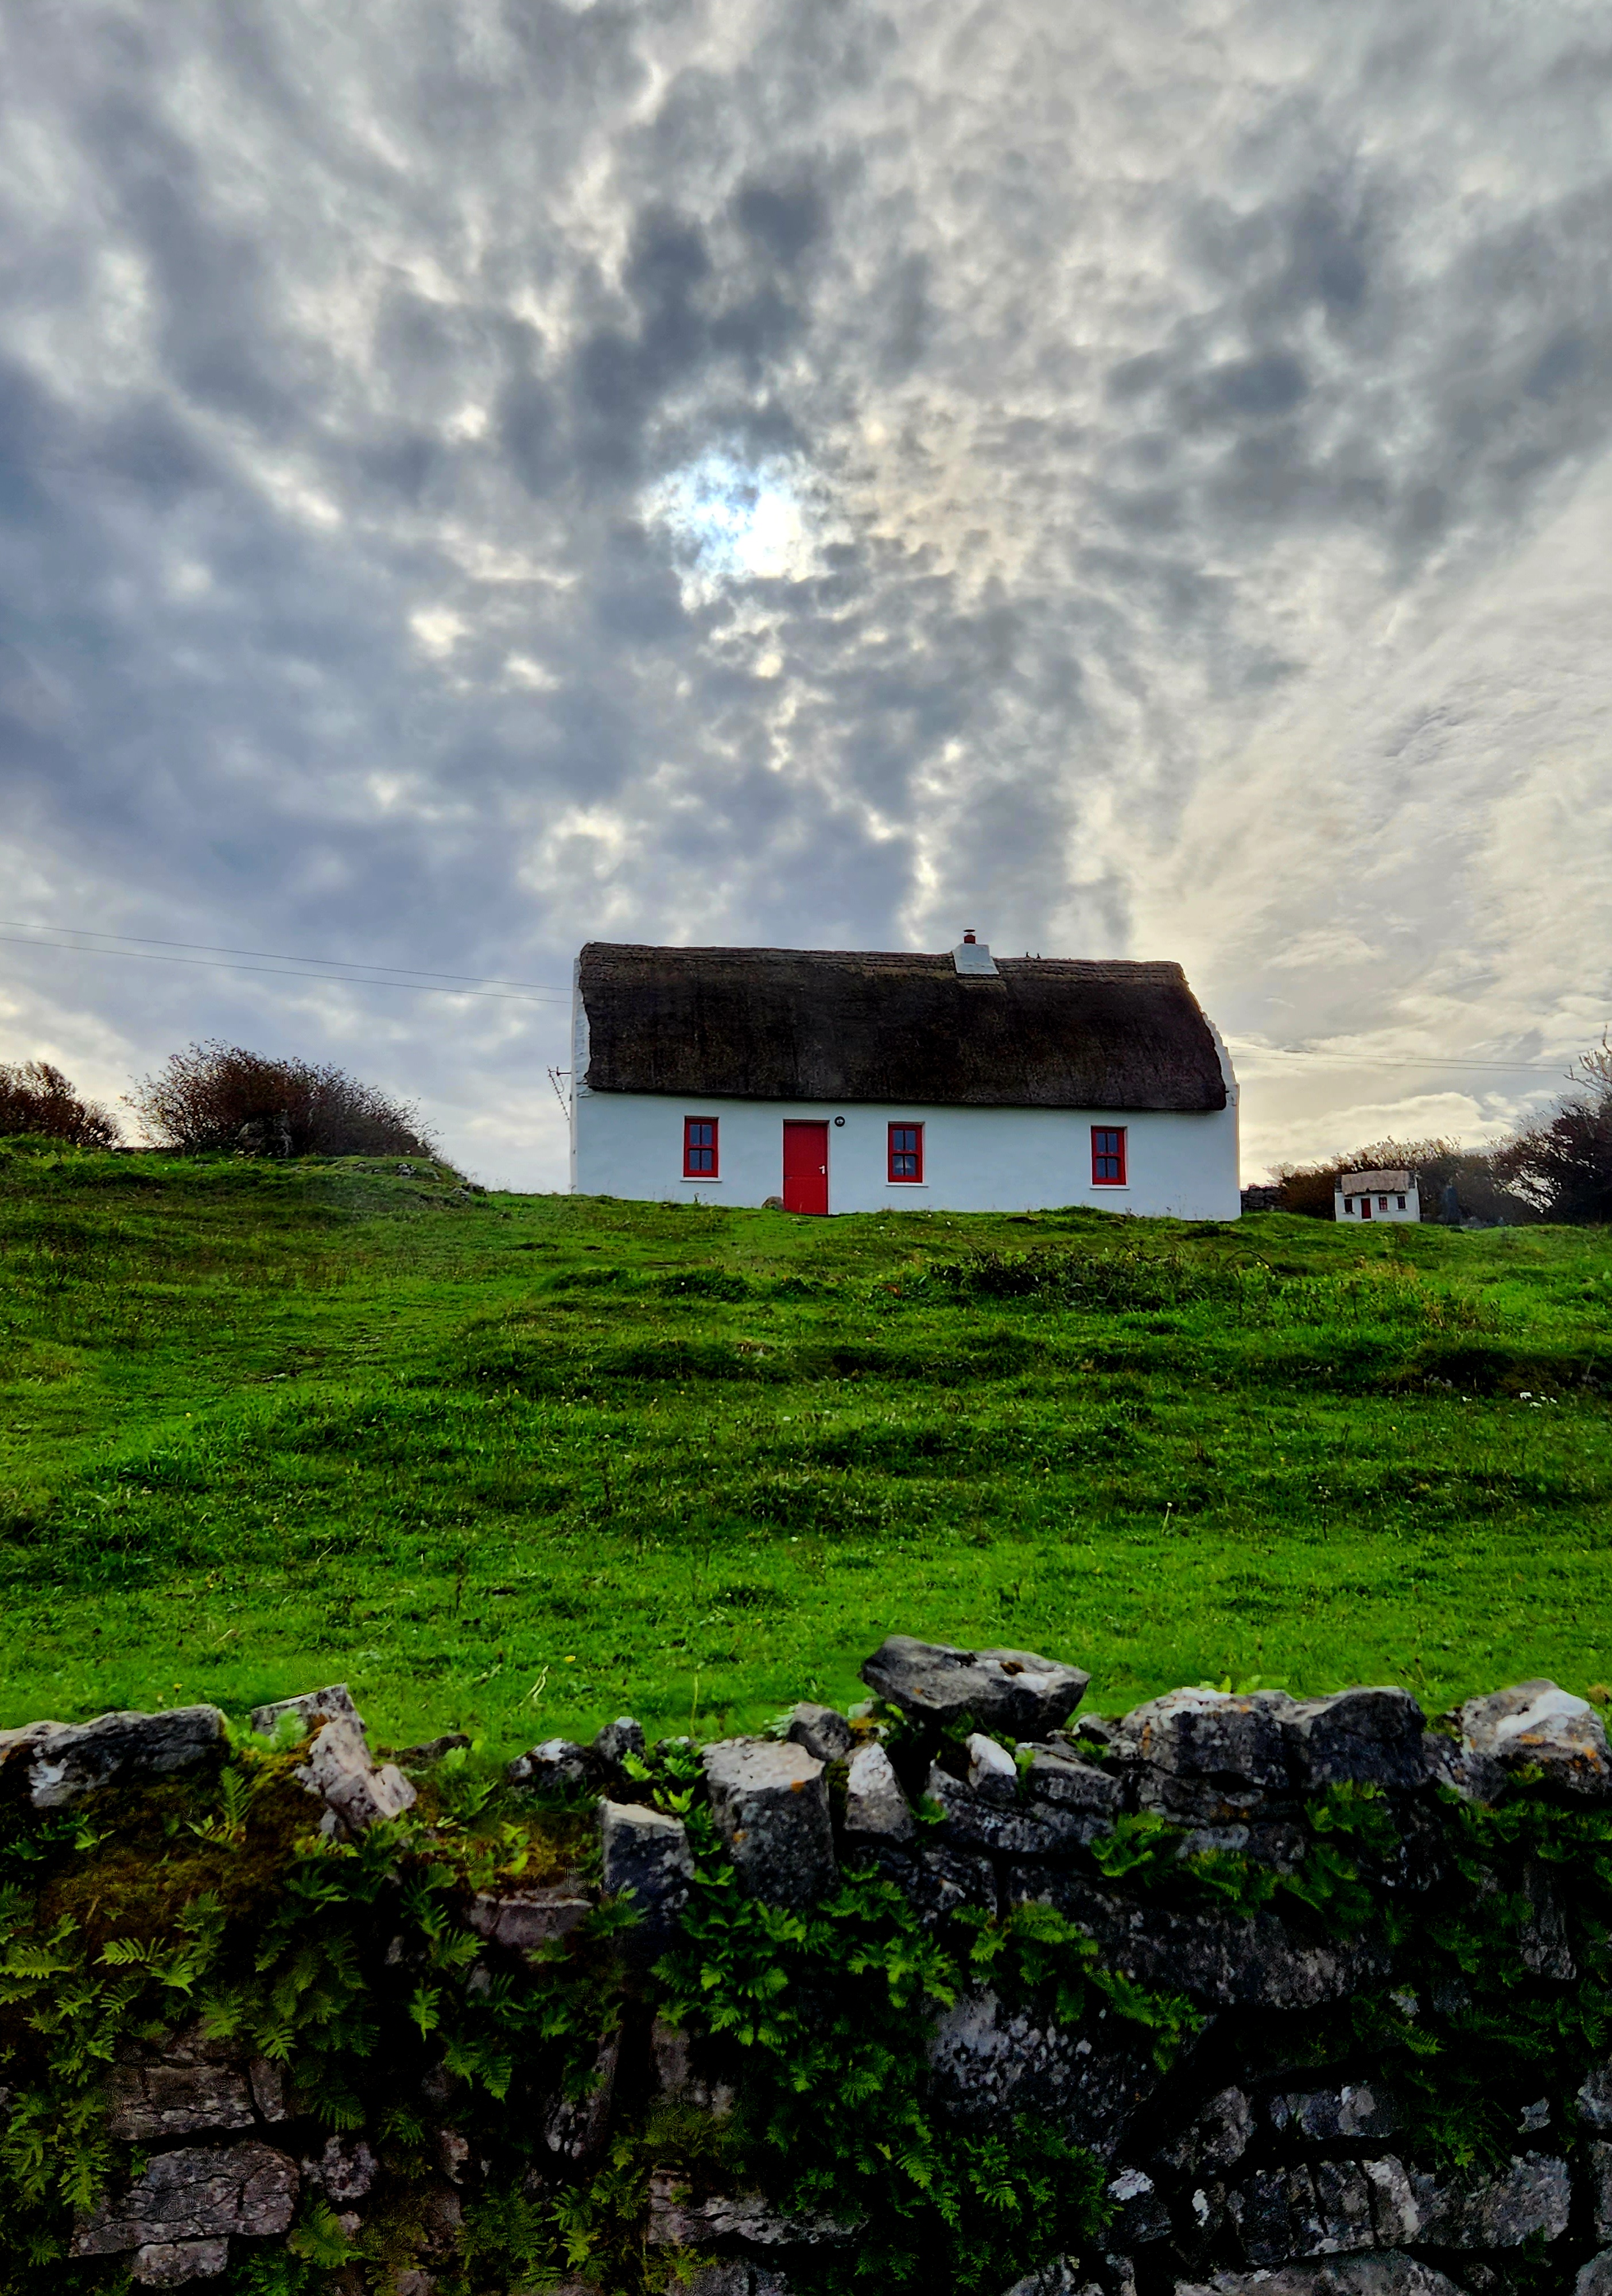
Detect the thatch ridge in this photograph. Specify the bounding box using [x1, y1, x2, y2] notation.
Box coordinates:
[577, 943, 1229, 1112]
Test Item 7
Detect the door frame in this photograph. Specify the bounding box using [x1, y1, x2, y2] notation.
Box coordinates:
[781, 1118, 830, 1215]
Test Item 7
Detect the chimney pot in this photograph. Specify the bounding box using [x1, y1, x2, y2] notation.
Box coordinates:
[962, 930, 976, 943]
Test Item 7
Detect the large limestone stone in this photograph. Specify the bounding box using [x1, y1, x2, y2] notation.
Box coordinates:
[1177, 2259, 1465, 2294]
[1579, 2254, 1612, 2296]
[1458, 1680, 1611, 1796]
[966, 1732, 1019, 1803]
[927, 1987, 1166, 2159]
[9, 1707, 226, 1809]
[1010, 1871, 1385, 2009]
[1589, 2141, 1612, 2243]
[249, 1683, 360, 1738]
[702, 1739, 835, 1909]
[544, 2034, 620, 2162]
[1116, 1687, 1294, 1787]
[925, 1764, 1098, 1855]
[106, 2058, 255, 2143]
[1155, 2086, 1253, 2174]
[1108, 2165, 1171, 2245]
[302, 2134, 378, 2204]
[1268, 2084, 1398, 2144]
[73, 2143, 298, 2254]
[786, 1702, 853, 1762]
[1020, 1746, 1122, 1818]
[592, 1716, 646, 1771]
[468, 1885, 592, 1953]
[598, 1799, 694, 1938]
[1408, 2151, 1570, 2247]
[842, 1742, 914, 1842]
[131, 2240, 231, 2287]
[506, 1737, 595, 1790]
[646, 2167, 855, 2245]
[999, 2263, 1090, 2296]
[673, 2268, 793, 2296]
[294, 1712, 415, 1836]
[859, 1841, 995, 1925]
[1229, 2159, 1416, 2265]
[860, 1635, 1089, 1734]
[249, 2059, 289, 2121]
[1281, 1689, 1427, 1791]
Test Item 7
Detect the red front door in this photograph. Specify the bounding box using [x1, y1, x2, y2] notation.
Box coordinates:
[782, 1121, 829, 1215]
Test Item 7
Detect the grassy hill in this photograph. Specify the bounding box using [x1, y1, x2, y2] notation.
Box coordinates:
[1, 1139, 1609, 1756]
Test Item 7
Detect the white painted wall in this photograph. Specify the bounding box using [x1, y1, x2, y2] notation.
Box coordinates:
[572, 1089, 1240, 1218]
[1335, 1182, 1421, 1224]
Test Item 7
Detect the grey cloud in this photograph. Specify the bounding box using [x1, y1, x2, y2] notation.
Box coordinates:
[1177, 351, 1311, 428]
[1, 0, 1610, 1183]
[733, 173, 830, 267]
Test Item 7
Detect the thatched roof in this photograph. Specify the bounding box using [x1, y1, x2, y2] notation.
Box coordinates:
[576, 944, 1229, 1111]
[1340, 1169, 1412, 1193]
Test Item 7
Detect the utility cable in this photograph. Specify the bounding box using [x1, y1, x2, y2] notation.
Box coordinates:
[0, 920, 569, 995]
[0, 932, 568, 1004]
[0, 921, 1588, 1066]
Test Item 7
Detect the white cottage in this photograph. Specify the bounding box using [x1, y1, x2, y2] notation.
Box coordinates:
[569, 937, 1240, 1218]
[1335, 1168, 1420, 1224]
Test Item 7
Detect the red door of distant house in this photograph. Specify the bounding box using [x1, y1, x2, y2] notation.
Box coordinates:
[782, 1121, 829, 1215]
[1359, 1197, 1373, 1219]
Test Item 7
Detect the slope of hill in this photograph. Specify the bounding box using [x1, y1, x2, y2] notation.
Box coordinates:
[1, 1141, 1608, 1752]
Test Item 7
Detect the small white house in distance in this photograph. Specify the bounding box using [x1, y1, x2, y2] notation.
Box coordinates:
[1335, 1168, 1420, 1224]
[569, 936, 1240, 1219]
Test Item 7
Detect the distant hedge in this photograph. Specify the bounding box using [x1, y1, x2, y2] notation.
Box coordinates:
[0, 1059, 121, 1148]
[126, 1041, 437, 1159]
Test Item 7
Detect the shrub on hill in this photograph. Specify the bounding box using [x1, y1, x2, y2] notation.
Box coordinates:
[1494, 1036, 1612, 1224]
[0, 1058, 121, 1147]
[126, 1040, 437, 1158]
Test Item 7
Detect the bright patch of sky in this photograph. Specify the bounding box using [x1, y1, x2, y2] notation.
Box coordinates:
[646, 452, 822, 601]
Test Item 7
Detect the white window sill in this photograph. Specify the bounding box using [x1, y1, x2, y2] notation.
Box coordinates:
[886, 1182, 928, 1191]
[1092, 1186, 1131, 1193]
[680, 1175, 722, 1184]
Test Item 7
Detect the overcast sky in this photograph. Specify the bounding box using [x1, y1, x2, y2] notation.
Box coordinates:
[2, 0, 1610, 1187]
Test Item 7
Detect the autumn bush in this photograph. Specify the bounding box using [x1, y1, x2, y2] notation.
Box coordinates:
[0, 1058, 121, 1147]
[126, 1040, 437, 1159]
[1494, 1037, 1612, 1224]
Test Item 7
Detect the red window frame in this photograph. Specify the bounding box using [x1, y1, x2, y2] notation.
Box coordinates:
[1091, 1125, 1127, 1186]
[888, 1122, 923, 1182]
[683, 1116, 718, 1178]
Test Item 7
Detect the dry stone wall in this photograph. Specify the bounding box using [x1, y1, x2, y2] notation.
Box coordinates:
[6, 1640, 1612, 2294]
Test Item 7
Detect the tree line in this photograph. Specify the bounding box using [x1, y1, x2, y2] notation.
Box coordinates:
[0, 1042, 435, 1160]
[1270, 1037, 1612, 1225]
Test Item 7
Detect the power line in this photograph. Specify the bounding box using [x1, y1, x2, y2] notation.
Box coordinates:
[0, 924, 1589, 1072]
[0, 920, 570, 995]
[0, 932, 568, 1005]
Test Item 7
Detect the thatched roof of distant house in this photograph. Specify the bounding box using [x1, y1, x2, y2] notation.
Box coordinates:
[576, 944, 1230, 1111]
[1339, 1169, 1412, 1193]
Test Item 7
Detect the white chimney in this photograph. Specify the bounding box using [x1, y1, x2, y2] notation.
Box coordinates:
[951, 930, 999, 976]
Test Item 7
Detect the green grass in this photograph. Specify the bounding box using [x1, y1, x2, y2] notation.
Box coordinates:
[1, 1139, 1610, 1758]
